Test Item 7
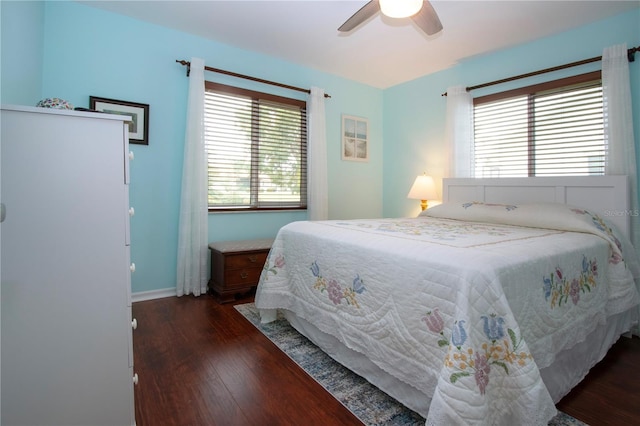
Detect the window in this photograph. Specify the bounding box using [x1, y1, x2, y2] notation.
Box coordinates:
[204, 82, 307, 210]
[473, 71, 604, 177]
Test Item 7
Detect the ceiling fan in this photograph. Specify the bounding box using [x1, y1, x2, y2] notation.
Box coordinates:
[338, 0, 443, 36]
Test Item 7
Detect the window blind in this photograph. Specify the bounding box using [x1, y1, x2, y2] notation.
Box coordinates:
[474, 75, 604, 177]
[204, 83, 307, 210]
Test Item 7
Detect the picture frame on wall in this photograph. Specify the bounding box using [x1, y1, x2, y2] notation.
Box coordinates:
[341, 114, 369, 162]
[90, 96, 149, 145]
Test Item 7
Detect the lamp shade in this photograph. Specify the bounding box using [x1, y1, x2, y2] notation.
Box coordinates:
[379, 0, 423, 18]
[407, 174, 437, 201]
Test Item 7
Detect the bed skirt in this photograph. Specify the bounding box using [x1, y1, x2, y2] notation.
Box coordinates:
[282, 307, 638, 419]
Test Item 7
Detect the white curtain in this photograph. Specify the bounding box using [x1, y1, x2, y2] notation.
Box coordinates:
[445, 85, 474, 177]
[176, 57, 209, 297]
[307, 86, 328, 221]
[602, 44, 639, 336]
[602, 44, 639, 251]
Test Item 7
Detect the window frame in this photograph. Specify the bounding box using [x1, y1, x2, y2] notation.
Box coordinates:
[473, 70, 604, 177]
[204, 81, 308, 212]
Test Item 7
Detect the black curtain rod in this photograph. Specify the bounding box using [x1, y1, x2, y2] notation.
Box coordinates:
[441, 45, 639, 97]
[176, 60, 331, 99]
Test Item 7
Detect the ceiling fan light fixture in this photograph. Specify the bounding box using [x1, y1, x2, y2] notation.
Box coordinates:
[379, 0, 423, 18]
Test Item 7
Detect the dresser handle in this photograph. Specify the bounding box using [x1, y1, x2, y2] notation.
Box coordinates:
[240, 271, 249, 279]
[248, 255, 257, 263]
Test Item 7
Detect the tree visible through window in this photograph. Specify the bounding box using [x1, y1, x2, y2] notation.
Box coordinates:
[473, 71, 605, 177]
[204, 82, 307, 210]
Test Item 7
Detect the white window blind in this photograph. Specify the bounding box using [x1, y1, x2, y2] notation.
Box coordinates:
[474, 72, 604, 177]
[204, 82, 307, 210]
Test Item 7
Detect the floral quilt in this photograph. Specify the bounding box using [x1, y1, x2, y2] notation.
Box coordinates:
[255, 203, 640, 425]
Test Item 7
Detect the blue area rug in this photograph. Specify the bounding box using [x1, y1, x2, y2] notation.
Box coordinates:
[235, 303, 587, 426]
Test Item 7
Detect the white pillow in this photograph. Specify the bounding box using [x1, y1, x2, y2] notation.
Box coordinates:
[422, 201, 623, 259]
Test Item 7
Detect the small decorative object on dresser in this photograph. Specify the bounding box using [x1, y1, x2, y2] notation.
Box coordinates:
[208, 238, 273, 303]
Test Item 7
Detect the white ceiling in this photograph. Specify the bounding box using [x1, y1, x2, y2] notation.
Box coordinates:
[80, 0, 639, 88]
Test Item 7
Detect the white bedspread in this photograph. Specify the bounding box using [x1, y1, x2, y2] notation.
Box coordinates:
[255, 202, 640, 425]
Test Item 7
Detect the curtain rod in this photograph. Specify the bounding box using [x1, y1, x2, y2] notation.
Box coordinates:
[441, 45, 639, 97]
[176, 60, 331, 99]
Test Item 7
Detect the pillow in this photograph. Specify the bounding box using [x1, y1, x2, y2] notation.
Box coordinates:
[422, 201, 624, 260]
[420, 201, 518, 224]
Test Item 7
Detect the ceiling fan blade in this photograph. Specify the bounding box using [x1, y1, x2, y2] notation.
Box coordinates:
[338, 1, 380, 32]
[411, 0, 443, 35]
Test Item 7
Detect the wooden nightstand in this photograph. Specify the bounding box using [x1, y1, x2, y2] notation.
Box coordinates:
[208, 238, 273, 303]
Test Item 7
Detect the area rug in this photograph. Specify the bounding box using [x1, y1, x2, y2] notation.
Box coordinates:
[235, 303, 587, 426]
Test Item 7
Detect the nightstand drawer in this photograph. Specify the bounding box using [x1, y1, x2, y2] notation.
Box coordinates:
[224, 267, 264, 287]
[225, 252, 269, 269]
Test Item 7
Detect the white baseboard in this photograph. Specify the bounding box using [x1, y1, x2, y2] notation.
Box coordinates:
[131, 287, 176, 303]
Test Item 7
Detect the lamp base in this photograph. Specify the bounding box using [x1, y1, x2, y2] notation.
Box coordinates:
[420, 200, 428, 211]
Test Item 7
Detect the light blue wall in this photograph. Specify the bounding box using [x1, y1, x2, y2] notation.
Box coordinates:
[383, 8, 640, 219]
[0, 1, 44, 105]
[3, 2, 638, 295]
[3, 1, 383, 294]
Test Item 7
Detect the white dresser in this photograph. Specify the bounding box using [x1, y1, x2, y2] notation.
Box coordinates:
[1, 105, 137, 425]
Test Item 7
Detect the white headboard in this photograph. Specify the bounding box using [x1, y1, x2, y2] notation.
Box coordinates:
[443, 176, 630, 238]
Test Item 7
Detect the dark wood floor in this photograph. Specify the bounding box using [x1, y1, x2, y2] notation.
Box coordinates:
[133, 295, 640, 426]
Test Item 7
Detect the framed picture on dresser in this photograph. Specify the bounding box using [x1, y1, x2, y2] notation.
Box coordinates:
[90, 96, 149, 145]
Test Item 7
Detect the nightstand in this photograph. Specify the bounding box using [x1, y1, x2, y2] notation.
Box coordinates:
[208, 238, 273, 303]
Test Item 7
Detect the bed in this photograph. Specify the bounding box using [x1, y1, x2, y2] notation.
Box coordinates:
[254, 176, 640, 425]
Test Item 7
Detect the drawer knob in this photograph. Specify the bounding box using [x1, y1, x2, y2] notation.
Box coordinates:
[240, 271, 249, 279]
[129, 151, 135, 160]
[129, 207, 135, 217]
[132, 318, 138, 330]
[249, 255, 257, 263]
[130, 263, 136, 273]
[133, 373, 139, 385]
